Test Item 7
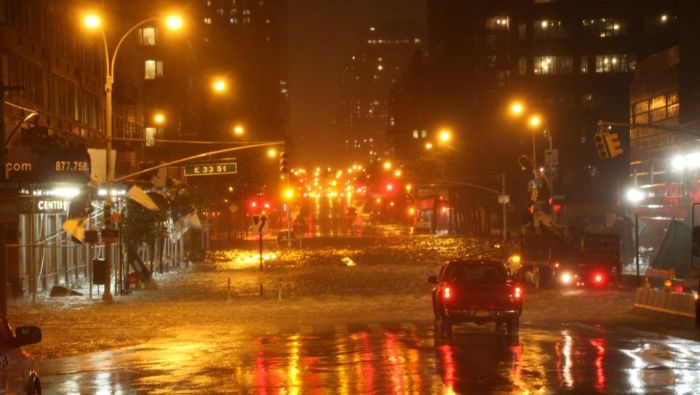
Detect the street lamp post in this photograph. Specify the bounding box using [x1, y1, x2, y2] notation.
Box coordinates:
[84, 13, 183, 303]
[626, 188, 645, 287]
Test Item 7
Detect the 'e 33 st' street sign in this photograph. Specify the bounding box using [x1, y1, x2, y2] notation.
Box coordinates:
[184, 162, 238, 177]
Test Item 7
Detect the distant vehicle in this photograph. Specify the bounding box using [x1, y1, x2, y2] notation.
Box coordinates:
[555, 262, 612, 288]
[429, 259, 523, 338]
[518, 228, 620, 289]
[0, 317, 42, 394]
[412, 217, 432, 234]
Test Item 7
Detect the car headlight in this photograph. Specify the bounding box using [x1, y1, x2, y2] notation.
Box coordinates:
[561, 272, 573, 284]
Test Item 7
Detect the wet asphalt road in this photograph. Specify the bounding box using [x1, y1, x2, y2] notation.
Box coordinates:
[39, 319, 700, 394]
[12, 232, 700, 394]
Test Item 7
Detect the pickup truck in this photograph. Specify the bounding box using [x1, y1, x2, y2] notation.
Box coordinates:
[429, 259, 523, 338]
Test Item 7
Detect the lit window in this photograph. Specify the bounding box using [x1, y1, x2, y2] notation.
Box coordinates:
[138, 27, 156, 46]
[595, 54, 635, 73]
[204, 17, 212, 24]
[533, 20, 566, 39]
[144, 60, 164, 79]
[421, 130, 427, 138]
[580, 56, 588, 73]
[518, 57, 527, 75]
[485, 16, 509, 30]
[413, 130, 419, 139]
[582, 18, 628, 38]
[145, 127, 157, 147]
[533, 56, 573, 75]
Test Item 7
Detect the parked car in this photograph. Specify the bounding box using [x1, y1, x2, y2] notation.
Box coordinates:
[0, 317, 42, 394]
[429, 259, 523, 338]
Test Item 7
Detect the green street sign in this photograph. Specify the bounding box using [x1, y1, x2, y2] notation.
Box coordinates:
[184, 162, 238, 177]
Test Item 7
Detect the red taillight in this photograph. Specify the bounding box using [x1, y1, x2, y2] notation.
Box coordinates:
[443, 286, 452, 300]
[593, 273, 605, 284]
[514, 286, 522, 299]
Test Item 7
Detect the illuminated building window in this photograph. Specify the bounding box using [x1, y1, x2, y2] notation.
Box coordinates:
[413, 130, 419, 139]
[485, 16, 509, 30]
[518, 57, 527, 75]
[138, 27, 156, 46]
[144, 60, 163, 79]
[533, 20, 566, 39]
[580, 56, 588, 73]
[204, 17, 212, 24]
[582, 18, 628, 38]
[632, 92, 679, 124]
[145, 127, 156, 147]
[533, 56, 572, 75]
[595, 54, 635, 73]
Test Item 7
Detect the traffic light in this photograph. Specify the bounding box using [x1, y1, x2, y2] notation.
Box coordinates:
[279, 150, 288, 177]
[604, 132, 624, 158]
[593, 132, 609, 159]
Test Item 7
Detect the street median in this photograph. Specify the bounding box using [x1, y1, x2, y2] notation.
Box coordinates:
[634, 287, 696, 327]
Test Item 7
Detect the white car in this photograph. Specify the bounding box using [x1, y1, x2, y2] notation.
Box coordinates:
[0, 318, 42, 394]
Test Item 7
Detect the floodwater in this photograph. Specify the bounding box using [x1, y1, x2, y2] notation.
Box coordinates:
[39, 321, 700, 394]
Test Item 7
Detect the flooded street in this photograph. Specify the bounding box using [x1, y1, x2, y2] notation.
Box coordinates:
[38, 320, 700, 394]
[9, 235, 700, 394]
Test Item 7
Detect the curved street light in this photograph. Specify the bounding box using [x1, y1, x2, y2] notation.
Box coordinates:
[83, 12, 183, 303]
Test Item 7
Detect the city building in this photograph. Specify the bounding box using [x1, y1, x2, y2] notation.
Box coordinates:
[337, 22, 423, 164]
[388, 0, 683, 226]
[1, 0, 110, 297]
[195, 0, 290, 142]
[627, 5, 700, 274]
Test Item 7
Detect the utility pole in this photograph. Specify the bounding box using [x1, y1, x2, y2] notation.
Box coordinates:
[0, 82, 23, 319]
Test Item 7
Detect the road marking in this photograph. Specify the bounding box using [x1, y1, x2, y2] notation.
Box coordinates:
[334, 324, 349, 336]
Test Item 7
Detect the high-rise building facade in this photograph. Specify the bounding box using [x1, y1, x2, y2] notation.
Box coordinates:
[337, 22, 423, 163]
[196, 0, 289, 141]
[389, 0, 682, 214]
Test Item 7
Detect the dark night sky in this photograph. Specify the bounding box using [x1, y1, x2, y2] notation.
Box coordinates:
[288, 0, 426, 164]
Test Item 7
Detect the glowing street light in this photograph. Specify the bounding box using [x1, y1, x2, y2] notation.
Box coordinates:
[165, 15, 184, 30]
[510, 101, 525, 116]
[438, 129, 453, 143]
[233, 124, 245, 136]
[625, 188, 645, 204]
[82, 10, 185, 303]
[153, 112, 166, 125]
[383, 161, 393, 170]
[283, 188, 295, 200]
[83, 14, 101, 29]
[267, 148, 278, 158]
[212, 78, 228, 94]
[425, 142, 433, 150]
[394, 169, 402, 177]
[529, 115, 542, 129]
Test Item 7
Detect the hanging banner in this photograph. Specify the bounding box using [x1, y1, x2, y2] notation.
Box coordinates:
[5, 147, 91, 184]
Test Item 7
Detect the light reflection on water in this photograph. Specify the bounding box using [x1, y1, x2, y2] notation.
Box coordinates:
[41, 326, 700, 394]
